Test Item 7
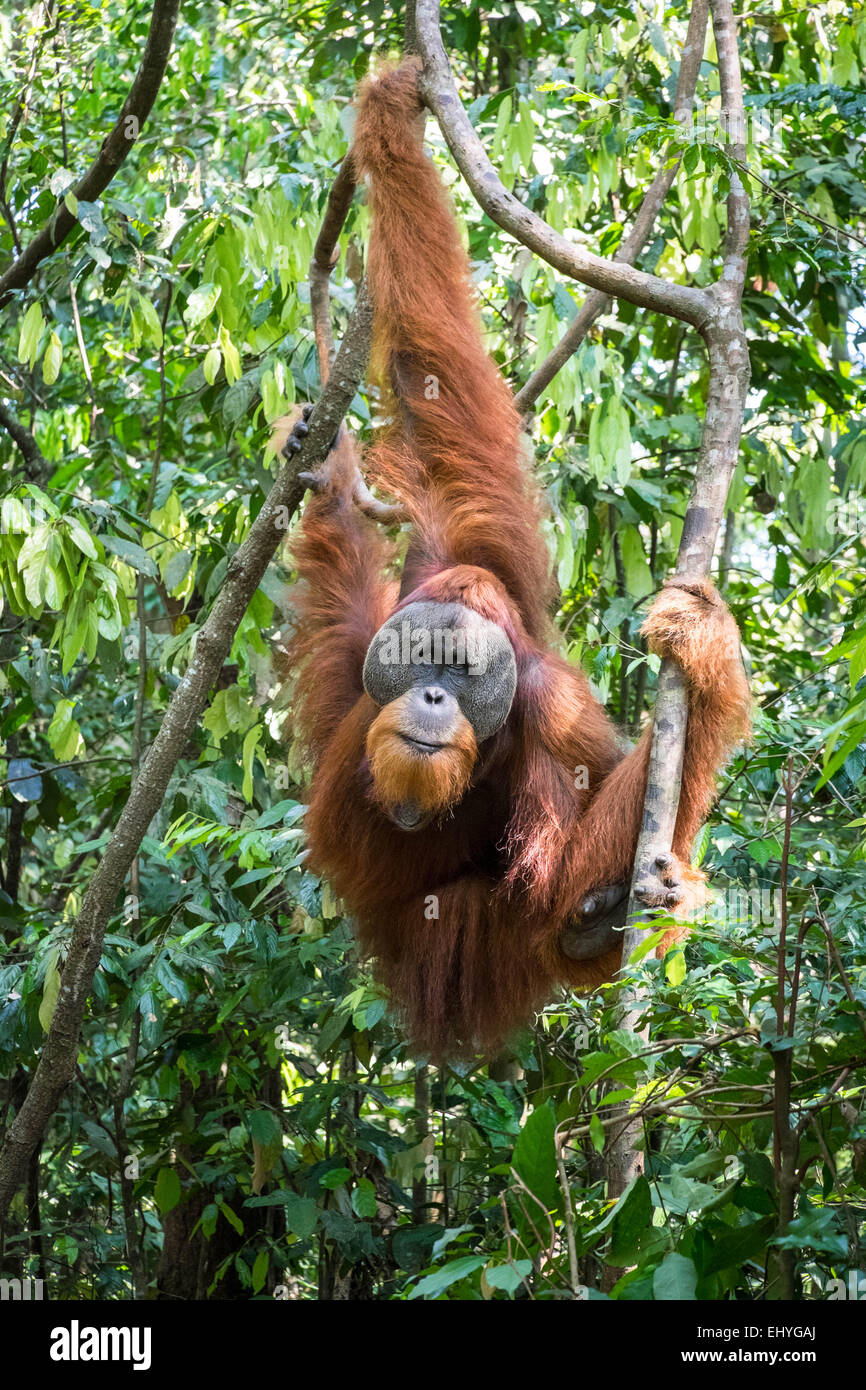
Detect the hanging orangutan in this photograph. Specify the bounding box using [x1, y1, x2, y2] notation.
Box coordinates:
[279, 60, 750, 1059]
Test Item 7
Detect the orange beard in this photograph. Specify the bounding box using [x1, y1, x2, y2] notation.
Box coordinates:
[366, 693, 478, 814]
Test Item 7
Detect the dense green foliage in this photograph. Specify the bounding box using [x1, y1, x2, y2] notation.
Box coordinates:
[0, 0, 864, 1300]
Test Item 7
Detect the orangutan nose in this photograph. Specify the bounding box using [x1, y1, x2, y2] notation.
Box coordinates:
[404, 683, 460, 740]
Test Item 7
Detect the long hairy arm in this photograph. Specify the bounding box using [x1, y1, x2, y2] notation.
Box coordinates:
[280, 426, 397, 756]
[352, 59, 554, 639]
[551, 580, 751, 967]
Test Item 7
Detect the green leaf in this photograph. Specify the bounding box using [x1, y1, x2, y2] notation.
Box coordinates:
[408, 1256, 486, 1300]
[76, 199, 107, 243]
[222, 376, 255, 426]
[101, 535, 158, 577]
[242, 724, 262, 803]
[64, 514, 98, 560]
[251, 1249, 269, 1293]
[320, 1167, 351, 1190]
[589, 1112, 606, 1155]
[43, 330, 63, 384]
[747, 836, 783, 868]
[484, 1259, 532, 1292]
[702, 1217, 775, 1276]
[163, 547, 193, 592]
[219, 1201, 244, 1235]
[351, 1178, 378, 1219]
[199, 1203, 218, 1238]
[653, 1251, 697, 1300]
[220, 327, 242, 385]
[606, 1175, 652, 1264]
[245, 1191, 318, 1237]
[184, 282, 221, 328]
[285, 1195, 318, 1237]
[38, 950, 61, 1032]
[247, 1110, 280, 1145]
[665, 950, 686, 987]
[155, 1167, 182, 1214]
[47, 698, 84, 761]
[136, 293, 163, 347]
[849, 633, 866, 689]
[512, 1102, 558, 1213]
[203, 346, 222, 384]
[156, 954, 188, 1003]
[18, 302, 44, 367]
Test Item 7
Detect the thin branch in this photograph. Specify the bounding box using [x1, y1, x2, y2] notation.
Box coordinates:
[0, 399, 50, 480]
[734, 158, 866, 251]
[68, 276, 96, 433]
[414, 0, 711, 329]
[0, 0, 181, 311]
[310, 156, 356, 381]
[307, 157, 406, 525]
[554, 1129, 580, 1298]
[113, 1011, 145, 1297]
[514, 0, 710, 413]
[810, 890, 866, 1047]
[0, 285, 374, 1219]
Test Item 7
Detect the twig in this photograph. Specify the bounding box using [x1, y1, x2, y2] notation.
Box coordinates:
[554, 1130, 580, 1297]
[68, 277, 96, 433]
[768, 754, 796, 1300]
[113, 1011, 145, 1297]
[810, 890, 866, 1047]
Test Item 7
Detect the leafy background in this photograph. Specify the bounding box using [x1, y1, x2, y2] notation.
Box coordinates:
[0, 0, 864, 1300]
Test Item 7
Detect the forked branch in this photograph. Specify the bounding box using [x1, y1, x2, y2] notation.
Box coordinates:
[413, 0, 711, 329]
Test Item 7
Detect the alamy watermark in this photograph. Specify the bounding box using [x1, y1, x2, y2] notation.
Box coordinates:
[373, 620, 490, 676]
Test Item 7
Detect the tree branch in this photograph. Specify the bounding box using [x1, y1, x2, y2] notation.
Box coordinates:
[0, 285, 373, 1219]
[0, 0, 181, 311]
[623, 0, 751, 954]
[602, 0, 751, 1214]
[308, 157, 406, 525]
[414, 0, 711, 329]
[0, 399, 50, 481]
[514, 0, 709, 414]
[310, 155, 356, 382]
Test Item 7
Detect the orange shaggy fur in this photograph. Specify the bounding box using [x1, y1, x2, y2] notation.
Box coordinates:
[366, 695, 478, 812]
[285, 61, 750, 1058]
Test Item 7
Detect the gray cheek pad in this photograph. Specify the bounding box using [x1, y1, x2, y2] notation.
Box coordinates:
[362, 600, 517, 742]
